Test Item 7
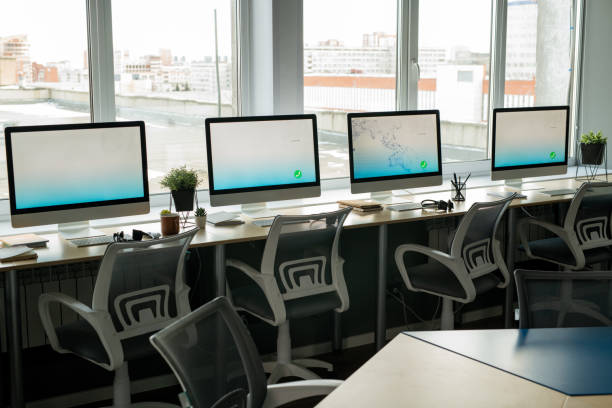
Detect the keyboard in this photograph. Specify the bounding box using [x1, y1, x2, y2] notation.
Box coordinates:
[540, 188, 576, 197]
[70, 235, 114, 247]
[386, 202, 421, 212]
[487, 191, 527, 199]
[252, 218, 308, 227]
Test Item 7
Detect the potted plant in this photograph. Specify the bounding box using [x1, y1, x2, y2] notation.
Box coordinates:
[194, 207, 207, 229]
[580, 131, 607, 165]
[160, 209, 180, 236]
[160, 166, 202, 212]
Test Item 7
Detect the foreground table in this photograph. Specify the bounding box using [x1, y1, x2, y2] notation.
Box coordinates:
[316, 327, 612, 408]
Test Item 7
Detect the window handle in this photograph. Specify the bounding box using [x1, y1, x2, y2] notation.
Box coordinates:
[412, 58, 421, 80]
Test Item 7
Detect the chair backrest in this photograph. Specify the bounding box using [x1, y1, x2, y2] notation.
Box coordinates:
[450, 195, 515, 280]
[260, 207, 351, 303]
[515, 269, 612, 329]
[564, 182, 612, 250]
[150, 296, 267, 408]
[92, 228, 198, 339]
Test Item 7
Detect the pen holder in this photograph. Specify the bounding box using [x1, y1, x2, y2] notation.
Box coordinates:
[451, 180, 466, 202]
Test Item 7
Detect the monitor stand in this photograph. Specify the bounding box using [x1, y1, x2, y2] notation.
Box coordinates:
[369, 191, 394, 204]
[240, 202, 277, 219]
[58, 221, 105, 240]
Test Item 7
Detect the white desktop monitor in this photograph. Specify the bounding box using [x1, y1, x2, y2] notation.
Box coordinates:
[347, 110, 443, 194]
[491, 106, 569, 181]
[5, 121, 150, 237]
[205, 114, 321, 207]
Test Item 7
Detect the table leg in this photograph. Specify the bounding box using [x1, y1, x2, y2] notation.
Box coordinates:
[215, 244, 226, 296]
[332, 312, 342, 352]
[504, 208, 517, 328]
[5, 269, 24, 408]
[376, 224, 388, 351]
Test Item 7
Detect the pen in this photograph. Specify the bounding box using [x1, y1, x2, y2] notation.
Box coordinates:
[463, 173, 471, 187]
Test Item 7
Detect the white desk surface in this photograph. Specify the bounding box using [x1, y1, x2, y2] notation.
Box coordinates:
[315, 334, 612, 408]
[0, 176, 585, 272]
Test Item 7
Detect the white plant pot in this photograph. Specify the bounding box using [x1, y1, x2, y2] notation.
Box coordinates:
[195, 216, 207, 229]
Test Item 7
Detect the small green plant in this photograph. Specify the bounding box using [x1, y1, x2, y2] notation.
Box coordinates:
[580, 131, 607, 145]
[160, 209, 171, 216]
[160, 166, 202, 191]
[194, 207, 207, 217]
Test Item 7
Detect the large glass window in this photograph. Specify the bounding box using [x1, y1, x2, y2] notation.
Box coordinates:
[304, 0, 398, 179]
[112, 0, 235, 194]
[0, 1, 90, 199]
[418, 0, 492, 163]
[504, 0, 573, 108]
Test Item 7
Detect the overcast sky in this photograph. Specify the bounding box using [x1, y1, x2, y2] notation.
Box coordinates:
[0, 0, 491, 68]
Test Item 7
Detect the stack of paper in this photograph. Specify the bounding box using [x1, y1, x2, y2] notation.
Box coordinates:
[0, 246, 38, 262]
[1, 233, 49, 248]
[337, 199, 383, 213]
[207, 211, 244, 226]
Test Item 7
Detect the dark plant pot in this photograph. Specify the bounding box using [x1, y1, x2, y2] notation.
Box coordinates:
[171, 189, 195, 212]
[580, 143, 605, 165]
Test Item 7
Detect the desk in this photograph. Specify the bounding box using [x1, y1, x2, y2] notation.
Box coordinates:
[316, 328, 612, 408]
[1, 176, 584, 407]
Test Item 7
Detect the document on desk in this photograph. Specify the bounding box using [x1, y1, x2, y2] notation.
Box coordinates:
[0, 246, 38, 262]
[207, 211, 244, 226]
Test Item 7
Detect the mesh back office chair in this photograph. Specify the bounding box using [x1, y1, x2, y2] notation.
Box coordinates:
[515, 269, 612, 328]
[150, 296, 341, 408]
[519, 182, 612, 270]
[395, 195, 515, 330]
[226, 207, 351, 383]
[39, 228, 199, 408]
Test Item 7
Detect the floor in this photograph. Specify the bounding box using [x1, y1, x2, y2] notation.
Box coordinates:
[71, 315, 504, 408]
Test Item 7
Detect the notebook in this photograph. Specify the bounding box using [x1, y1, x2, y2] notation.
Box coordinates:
[1, 233, 49, 248]
[337, 199, 383, 212]
[0, 246, 38, 262]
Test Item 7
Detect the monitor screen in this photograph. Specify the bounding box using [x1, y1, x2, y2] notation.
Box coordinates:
[206, 115, 319, 193]
[492, 106, 569, 170]
[6, 122, 148, 214]
[348, 110, 442, 184]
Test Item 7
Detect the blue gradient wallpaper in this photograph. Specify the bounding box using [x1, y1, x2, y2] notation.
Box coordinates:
[494, 109, 567, 167]
[11, 127, 145, 209]
[209, 119, 317, 190]
[351, 114, 439, 179]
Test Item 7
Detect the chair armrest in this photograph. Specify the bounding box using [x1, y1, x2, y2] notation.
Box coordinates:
[226, 259, 287, 325]
[262, 379, 343, 408]
[38, 292, 123, 370]
[394, 243, 475, 302]
[518, 218, 583, 268]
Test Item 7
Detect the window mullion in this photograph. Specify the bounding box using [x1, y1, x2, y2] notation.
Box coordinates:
[488, 0, 508, 157]
[86, 0, 116, 122]
[396, 0, 419, 111]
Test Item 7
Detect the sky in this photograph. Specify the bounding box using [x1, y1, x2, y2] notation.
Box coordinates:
[0, 0, 492, 68]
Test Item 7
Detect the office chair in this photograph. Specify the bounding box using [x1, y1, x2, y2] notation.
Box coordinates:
[225, 207, 351, 384]
[150, 296, 341, 408]
[39, 228, 199, 408]
[518, 182, 612, 270]
[394, 195, 515, 330]
[515, 269, 612, 328]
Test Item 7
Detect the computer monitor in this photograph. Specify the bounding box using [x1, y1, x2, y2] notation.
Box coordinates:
[205, 114, 321, 210]
[5, 121, 149, 238]
[347, 110, 443, 197]
[492, 106, 569, 183]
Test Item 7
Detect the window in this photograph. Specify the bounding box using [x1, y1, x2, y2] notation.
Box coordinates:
[304, 0, 398, 179]
[504, 0, 573, 108]
[112, 0, 236, 194]
[0, 1, 90, 199]
[418, 0, 492, 163]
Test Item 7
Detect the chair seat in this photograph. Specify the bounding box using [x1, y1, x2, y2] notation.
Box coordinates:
[56, 320, 156, 367]
[524, 237, 612, 267]
[408, 262, 500, 299]
[232, 284, 342, 322]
